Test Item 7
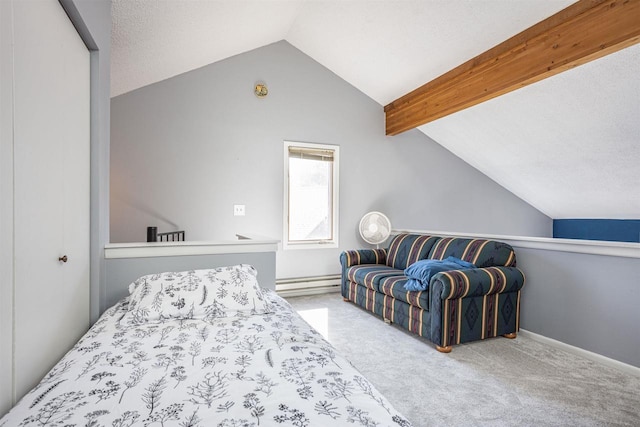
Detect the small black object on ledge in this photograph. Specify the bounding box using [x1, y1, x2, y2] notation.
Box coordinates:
[147, 226, 158, 242]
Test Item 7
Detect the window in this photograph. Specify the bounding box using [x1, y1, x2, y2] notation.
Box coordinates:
[283, 141, 339, 249]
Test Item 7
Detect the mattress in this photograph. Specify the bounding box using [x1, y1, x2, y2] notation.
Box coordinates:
[0, 271, 412, 427]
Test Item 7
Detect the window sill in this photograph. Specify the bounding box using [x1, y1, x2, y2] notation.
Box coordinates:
[282, 241, 338, 251]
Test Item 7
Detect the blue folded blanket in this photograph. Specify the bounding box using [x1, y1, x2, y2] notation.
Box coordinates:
[404, 256, 476, 291]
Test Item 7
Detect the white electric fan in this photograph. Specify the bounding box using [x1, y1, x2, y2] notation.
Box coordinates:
[359, 211, 392, 247]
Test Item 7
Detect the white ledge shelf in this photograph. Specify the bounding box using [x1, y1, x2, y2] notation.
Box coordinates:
[105, 236, 279, 259]
[393, 229, 640, 259]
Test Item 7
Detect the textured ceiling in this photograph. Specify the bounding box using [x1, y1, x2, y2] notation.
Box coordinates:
[420, 44, 640, 219]
[111, 0, 640, 220]
[111, 0, 573, 103]
[111, 0, 304, 98]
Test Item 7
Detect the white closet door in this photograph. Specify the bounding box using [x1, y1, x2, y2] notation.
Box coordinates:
[12, 0, 90, 400]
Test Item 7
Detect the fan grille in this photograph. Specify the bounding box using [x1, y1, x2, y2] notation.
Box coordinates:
[359, 212, 391, 245]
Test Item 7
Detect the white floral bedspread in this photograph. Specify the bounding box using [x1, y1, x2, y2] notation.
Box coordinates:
[1, 290, 413, 427]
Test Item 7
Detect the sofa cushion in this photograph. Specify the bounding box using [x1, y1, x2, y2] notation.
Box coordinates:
[347, 265, 402, 292]
[427, 238, 516, 267]
[386, 234, 440, 270]
[378, 276, 430, 311]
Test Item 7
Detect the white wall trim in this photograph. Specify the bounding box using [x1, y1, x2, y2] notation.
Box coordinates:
[519, 329, 640, 377]
[276, 275, 340, 290]
[278, 286, 341, 298]
[276, 275, 341, 298]
[105, 239, 279, 259]
[393, 229, 640, 259]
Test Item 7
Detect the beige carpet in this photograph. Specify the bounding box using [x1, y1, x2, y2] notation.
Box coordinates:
[286, 293, 640, 427]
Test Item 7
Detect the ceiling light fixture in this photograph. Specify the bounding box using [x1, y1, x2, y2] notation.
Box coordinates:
[254, 81, 268, 98]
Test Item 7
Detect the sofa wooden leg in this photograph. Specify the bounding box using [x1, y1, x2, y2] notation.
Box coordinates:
[342, 297, 350, 302]
[503, 332, 517, 339]
[436, 345, 452, 353]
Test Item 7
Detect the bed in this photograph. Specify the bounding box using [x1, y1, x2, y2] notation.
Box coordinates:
[0, 265, 412, 427]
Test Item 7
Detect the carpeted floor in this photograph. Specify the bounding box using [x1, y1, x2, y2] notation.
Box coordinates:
[286, 293, 640, 427]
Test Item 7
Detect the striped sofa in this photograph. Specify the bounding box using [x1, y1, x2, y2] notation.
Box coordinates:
[340, 233, 525, 352]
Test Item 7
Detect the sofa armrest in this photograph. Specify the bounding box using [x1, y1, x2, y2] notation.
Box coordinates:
[430, 266, 525, 347]
[340, 249, 388, 299]
[430, 266, 525, 300]
[340, 249, 387, 269]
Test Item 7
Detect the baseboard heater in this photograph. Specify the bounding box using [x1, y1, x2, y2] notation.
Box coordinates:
[275, 274, 342, 297]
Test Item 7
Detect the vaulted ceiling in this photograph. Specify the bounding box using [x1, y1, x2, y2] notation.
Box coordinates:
[111, 0, 640, 220]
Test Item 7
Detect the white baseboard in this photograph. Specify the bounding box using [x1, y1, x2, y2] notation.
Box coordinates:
[276, 275, 341, 298]
[277, 286, 341, 298]
[519, 329, 640, 377]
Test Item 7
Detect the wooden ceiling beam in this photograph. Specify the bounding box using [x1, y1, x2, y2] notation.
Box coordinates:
[384, 0, 640, 136]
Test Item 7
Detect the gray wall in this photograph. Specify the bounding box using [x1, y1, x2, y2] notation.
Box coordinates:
[111, 41, 551, 280]
[518, 248, 640, 367]
[0, 1, 15, 416]
[104, 252, 276, 311]
[62, 0, 111, 323]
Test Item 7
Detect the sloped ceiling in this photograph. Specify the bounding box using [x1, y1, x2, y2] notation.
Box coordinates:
[111, 0, 640, 220]
[420, 44, 640, 219]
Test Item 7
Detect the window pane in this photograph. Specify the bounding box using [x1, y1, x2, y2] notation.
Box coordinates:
[288, 156, 332, 241]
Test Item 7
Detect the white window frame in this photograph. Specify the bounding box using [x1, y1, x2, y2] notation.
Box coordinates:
[283, 140, 339, 250]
